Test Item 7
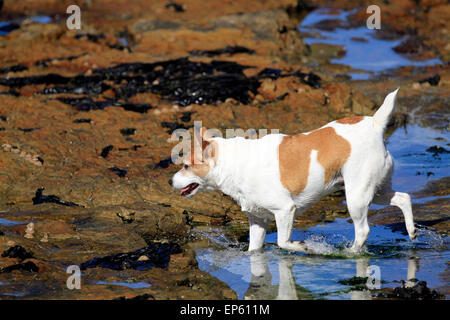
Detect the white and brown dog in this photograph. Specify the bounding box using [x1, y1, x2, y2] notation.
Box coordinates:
[169, 89, 417, 252]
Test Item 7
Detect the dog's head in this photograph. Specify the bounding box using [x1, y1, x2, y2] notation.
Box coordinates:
[169, 127, 218, 198]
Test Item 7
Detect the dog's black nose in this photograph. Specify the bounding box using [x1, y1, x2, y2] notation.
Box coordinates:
[168, 178, 173, 186]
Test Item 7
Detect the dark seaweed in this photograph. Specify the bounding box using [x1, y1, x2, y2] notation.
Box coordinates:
[119, 103, 153, 113]
[393, 36, 430, 55]
[426, 145, 449, 157]
[92, 58, 258, 106]
[107, 42, 127, 51]
[259, 92, 289, 105]
[0, 88, 20, 96]
[291, 70, 322, 88]
[32, 187, 83, 207]
[100, 145, 114, 158]
[376, 281, 444, 300]
[286, 0, 316, 16]
[155, 73, 258, 106]
[17, 127, 40, 132]
[165, 1, 185, 12]
[73, 118, 92, 124]
[0, 57, 320, 110]
[74, 33, 130, 51]
[257, 68, 283, 79]
[278, 25, 288, 34]
[416, 171, 435, 177]
[419, 74, 440, 86]
[256, 67, 321, 88]
[0, 72, 110, 97]
[154, 157, 173, 169]
[35, 54, 87, 67]
[0, 73, 71, 87]
[120, 128, 136, 136]
[2, 245, 34, 261]
[0, 115, 6, 121]
[338, 276, 369, 291]
[161, 121, 193, 134]
[116, 31, 135, 51]
[57, 97, 152, 113]
[0, 22, 20, 35]
[109, 166, 127, 177]
[180, 111, 194, 122]
[41, 81, 111, 96]
[115, 294, 155, 300]
[80, 243, 182, 271]
[74, 33, 105, 42]
[57, 97, 112, 111]
[119, 145, 142, 151]
[0, 261, 39, 273]
[0, 64, 28, 74]
[190, 45, 255, 57]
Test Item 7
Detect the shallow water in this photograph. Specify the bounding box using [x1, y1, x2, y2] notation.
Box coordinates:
[28, 16, 52, 25]
[196, 219, 448, 299]
[297, 9, 442, 79]
[0, 217, 24, 226]
[96, 281, 151, 289]
[385, 125, 449, 193]
[0, 16, 52, 36]
[195, 124, 449, 299]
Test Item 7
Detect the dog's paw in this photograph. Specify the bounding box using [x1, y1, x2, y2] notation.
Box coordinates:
[409, 228, 418, 241]
[281, 241, 309, 253]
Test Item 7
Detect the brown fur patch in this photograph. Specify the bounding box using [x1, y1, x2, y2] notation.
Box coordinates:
[184, 140, 218, 179]
[278, 127, 351, 195]
[336, 116, 364, 124]
[191, 162, 210, 178]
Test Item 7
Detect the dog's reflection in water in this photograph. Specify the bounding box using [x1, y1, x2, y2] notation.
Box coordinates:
[244, 251, 313, 300]
[244, 251, 419, 300]
[350, 256, 419, 300]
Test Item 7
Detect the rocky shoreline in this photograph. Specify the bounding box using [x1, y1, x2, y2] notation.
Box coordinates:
[0, 0, 448, 299]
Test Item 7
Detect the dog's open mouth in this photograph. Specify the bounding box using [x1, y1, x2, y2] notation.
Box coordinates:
[180, 183, 199, 196]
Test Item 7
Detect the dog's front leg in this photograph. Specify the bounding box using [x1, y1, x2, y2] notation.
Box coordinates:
[248, 214, 269, 251]
[274, 206, 308, 253]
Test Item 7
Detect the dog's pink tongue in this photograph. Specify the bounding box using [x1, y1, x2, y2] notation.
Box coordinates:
[180, 186, 190, 195]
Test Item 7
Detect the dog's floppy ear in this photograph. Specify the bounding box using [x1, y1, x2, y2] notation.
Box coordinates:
[193, 127, 210, 163]
[194, 127, 210, 149]
[194, 127, 220, 146]
[201, 127, 219, 141]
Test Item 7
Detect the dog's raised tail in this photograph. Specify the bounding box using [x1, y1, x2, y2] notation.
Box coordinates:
[373, 87, 400, 131]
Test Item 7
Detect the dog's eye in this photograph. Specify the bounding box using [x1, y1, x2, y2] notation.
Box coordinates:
[183, 164, 189, 170]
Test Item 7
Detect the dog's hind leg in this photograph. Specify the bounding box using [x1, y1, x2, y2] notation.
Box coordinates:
[248, 214, 269, 251]
[373, 187, 417, 241]
[347, 201, 371, 253]
[344, 181, 374, 252]
[273, 206, 309, 253]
